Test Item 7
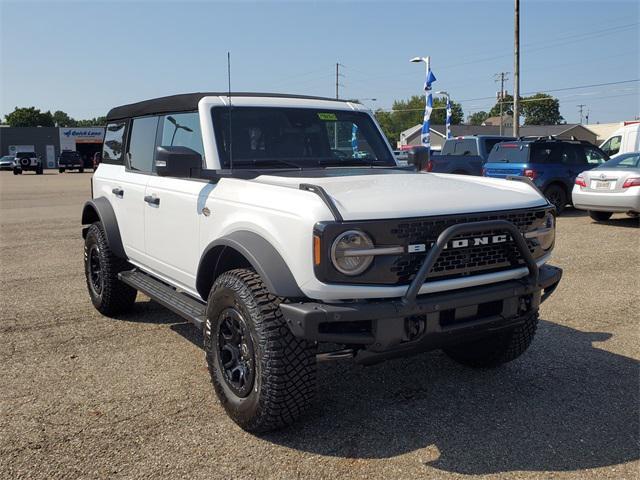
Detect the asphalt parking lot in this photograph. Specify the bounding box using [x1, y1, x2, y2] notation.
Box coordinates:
[0, 171, 638, 479]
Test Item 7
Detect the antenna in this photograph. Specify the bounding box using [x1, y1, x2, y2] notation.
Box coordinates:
[227, 51, 233, 170]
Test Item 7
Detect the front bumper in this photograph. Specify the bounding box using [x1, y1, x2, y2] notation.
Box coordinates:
[281, 264, 561, 359]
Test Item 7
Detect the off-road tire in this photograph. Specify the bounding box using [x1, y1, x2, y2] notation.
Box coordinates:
[444, 311, 539, 368]
[84, 222, 137, 316]
[36, 165, 43, 175]
[204, 268, 317, 433]
[544, 184, 567, 215]
[589, 211, 612, 222]
[59, 168, 65, 173]
[12, 168, 19, 175]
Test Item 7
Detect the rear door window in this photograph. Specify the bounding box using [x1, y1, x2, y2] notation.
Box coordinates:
[560, 144, 586, 166]
[127, 116, 159, 173]
[102, 122, 127, 165]
[529, 144, 562, 164]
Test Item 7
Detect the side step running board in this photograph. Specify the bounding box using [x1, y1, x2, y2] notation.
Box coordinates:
[119, 270, 206, 330]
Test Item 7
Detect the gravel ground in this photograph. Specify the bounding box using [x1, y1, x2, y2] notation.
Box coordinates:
[0, 171, 638, 480]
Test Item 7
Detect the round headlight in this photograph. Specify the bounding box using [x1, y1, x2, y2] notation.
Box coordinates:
[331, 230, 374, 276]
[539, 211, 555, 250]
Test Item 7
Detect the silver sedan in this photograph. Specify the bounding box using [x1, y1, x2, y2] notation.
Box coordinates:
[572, 152, 640, 221]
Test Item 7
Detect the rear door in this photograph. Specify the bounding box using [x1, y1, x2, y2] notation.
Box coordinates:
[143, 112, 207, 291]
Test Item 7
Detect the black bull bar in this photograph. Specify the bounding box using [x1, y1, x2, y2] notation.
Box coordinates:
[400, 219, 539, 308]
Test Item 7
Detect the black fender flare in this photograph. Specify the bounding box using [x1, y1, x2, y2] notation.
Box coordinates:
[197, 231, 304, 299]
[81, 197, 126, 259]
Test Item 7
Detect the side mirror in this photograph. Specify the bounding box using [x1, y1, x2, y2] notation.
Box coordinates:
[407, 146, 430, 171]
[155, 146, 202, 177]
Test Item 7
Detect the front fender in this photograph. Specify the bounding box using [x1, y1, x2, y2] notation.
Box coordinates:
[197, 231, 304, 299]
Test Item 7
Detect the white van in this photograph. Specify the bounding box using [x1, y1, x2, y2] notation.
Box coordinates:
[599, 121, 640, 157]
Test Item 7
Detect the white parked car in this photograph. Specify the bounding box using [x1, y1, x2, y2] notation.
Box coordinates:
[82, 92, 562, 432]
[573, 152, 640, 221]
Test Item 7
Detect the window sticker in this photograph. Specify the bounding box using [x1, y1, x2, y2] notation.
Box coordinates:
[318, 112, 338, 121]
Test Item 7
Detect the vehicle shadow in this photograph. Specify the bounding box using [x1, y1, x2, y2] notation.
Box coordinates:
[558, 207, 587, 218]
[262, 319, 639, 475]
[596, 216, 640, 229]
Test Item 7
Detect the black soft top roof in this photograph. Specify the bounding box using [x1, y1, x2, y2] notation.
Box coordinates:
[105, 92, 352, 121]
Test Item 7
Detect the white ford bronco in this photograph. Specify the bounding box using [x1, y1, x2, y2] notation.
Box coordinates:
[82, 92, 562, 432]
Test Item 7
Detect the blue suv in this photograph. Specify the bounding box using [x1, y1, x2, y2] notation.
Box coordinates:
[483, 138, 609, 214]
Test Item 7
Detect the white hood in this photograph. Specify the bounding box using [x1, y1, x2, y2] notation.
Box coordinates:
[252, 170, 548, 221]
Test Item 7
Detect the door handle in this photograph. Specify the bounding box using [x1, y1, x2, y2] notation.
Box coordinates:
[112, 187, 124, 198]
[144, 195, 160, 206]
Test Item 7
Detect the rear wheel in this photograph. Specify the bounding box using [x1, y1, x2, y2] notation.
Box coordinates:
[59, 168, 65, 173]
[204, 268, 317, 433]
[444, 312, 539, 368]
[84, 222, 137, 316]
[544, 184, 567, 215]
[589, 211, 612, 222]
[36, 165, 43, 175]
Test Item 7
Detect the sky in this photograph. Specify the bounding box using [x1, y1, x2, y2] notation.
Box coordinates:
[1, 0, 638, 125]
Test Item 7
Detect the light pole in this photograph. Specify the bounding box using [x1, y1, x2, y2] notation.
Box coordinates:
[435, 90, 451, 139]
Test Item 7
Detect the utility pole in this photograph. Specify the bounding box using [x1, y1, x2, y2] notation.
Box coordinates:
[495, 72, 509, 136]
[335, 62, 344, 99]
[513, 0, 520, 137]
[577, 104, 586, 124]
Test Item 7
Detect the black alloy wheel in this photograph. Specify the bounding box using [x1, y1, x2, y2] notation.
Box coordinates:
[217, 308, 256, 398]
[87, 243, 103, 296]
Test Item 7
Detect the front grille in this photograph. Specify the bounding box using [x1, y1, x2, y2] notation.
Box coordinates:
[314, 207, 549, 286]
[390, 211, 541, 282]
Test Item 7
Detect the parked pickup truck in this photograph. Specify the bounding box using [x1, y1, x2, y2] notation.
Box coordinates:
[426, 135, 515, 175]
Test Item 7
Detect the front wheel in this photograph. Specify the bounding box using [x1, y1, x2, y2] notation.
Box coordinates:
[589, 211, 612, 222]
[84, 222, 137, 316]
[444, 312, 539, 368]
[13, 168, 19, 175]
[204, 269, 317, 433]
[544, 185, 567, 215]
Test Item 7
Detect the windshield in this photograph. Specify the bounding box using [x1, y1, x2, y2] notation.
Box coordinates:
[211, 107, 395, 169]
[597, 152, 640, 169]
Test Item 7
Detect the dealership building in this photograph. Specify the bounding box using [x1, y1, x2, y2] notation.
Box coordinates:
[0, 126, 104, 168]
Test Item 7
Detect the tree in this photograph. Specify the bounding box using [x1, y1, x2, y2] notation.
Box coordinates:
[468, 111, 490, 125]
[76, 116, 106, 127]
[488, 93, 563, 125]
[521, 93, 564, 125]
[373, 95, 463, 145]
[4, 107, 54, 127]
[52, 110, 77, 127]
